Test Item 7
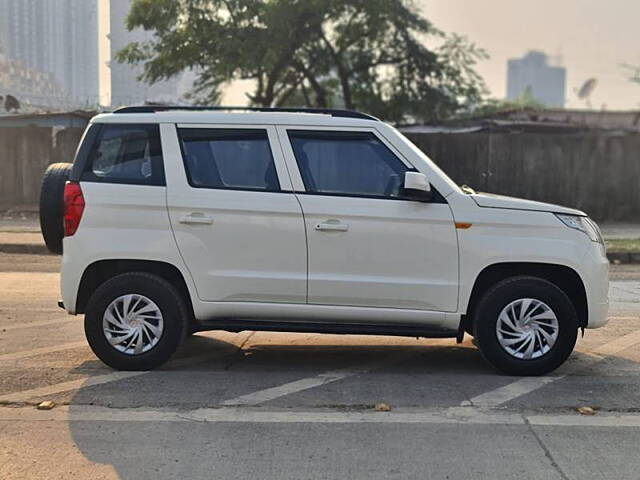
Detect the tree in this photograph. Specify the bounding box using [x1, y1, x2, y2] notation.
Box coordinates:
[117, 0, 488, 122]
[468, 88, 546, 118]
[622, 63, 640, 85]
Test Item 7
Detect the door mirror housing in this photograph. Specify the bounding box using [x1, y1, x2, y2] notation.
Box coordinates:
[403, 172, 432, 202]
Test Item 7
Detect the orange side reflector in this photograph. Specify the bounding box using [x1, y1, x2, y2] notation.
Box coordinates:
[455, 222, 473, 230]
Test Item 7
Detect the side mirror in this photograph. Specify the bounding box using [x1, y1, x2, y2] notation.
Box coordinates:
[403, 172, 432, 202]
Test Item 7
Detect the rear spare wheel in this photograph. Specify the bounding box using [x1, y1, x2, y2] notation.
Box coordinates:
[39, 162, 72, 254]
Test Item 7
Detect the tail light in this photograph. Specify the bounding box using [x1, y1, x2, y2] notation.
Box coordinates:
[63, 181, 85, 237]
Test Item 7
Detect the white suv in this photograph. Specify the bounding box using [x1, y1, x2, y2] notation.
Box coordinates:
[43, 106, 609, 375]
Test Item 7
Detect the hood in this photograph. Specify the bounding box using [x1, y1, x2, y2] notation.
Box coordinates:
[470, 192, 586, 216]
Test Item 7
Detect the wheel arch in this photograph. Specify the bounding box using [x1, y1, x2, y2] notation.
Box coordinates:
[76, 259, 195, 320]
[463, 262, 588, 332]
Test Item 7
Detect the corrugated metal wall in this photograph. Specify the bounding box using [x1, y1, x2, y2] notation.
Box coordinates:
[0, 127, 84, 208]
[405, 130, 640, 222]
[1, 125, 639, 222]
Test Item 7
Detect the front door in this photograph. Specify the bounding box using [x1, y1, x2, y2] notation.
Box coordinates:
[163, 124, 307, 304]
[277, 127, 458, 312]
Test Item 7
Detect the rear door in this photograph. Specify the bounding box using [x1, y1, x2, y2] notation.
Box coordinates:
[162, 124, 307, 303]
[276, 126, 459, 312]
[72, 123, 174, 259]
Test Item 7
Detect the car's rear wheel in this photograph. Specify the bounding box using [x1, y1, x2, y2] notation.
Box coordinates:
[84, 272, 188, 370]
[39, 162, 72, 254]
[473, 276, 578, 376]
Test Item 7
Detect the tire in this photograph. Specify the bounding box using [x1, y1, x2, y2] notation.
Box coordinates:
[84, 272, 188, 370]
[39, 162, 72, 254]
[473, 276, 578, 376]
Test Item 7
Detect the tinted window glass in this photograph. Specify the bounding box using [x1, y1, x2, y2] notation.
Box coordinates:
[83, 124, 164, 186]
[179, 129, 280, 191]
[288, 131, 409, 198]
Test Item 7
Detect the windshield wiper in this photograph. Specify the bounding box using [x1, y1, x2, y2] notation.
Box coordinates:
[461, 184, 476, 195]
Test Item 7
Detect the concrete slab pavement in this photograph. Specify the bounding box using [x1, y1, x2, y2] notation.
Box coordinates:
[0, 232, 49, 255]
[600, 223, 640, 240]
[0, 211, 39, 233]
[1, 254, 640, 479]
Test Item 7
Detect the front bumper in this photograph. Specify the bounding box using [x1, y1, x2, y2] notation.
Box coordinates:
[581, 243, 609, 329]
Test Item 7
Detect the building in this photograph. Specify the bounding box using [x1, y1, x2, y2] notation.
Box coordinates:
[507, 51, 566, 108]
[0, 0, 99, 108]
[108, 0, 181, 107]
[0, 110, 94, 128]
[0, 54, 71, 110]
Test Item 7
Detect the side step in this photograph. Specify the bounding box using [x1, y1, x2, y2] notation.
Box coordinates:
[193, 319, 458, 339]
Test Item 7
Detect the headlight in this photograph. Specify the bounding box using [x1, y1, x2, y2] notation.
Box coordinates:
[554, 214, 603, 244]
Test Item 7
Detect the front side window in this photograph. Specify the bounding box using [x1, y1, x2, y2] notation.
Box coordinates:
[178, 128, 280, 191]
[83, 124, 164, 185]
[288, 130, 409, 198]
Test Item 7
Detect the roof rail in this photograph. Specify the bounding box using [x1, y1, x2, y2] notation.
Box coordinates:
[112, 105, 379, 121]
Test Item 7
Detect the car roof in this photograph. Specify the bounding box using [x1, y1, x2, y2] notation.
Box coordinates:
[91, 108, 381, 128]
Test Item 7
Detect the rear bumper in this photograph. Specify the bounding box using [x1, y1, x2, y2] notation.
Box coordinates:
[60, 237, 83, 315]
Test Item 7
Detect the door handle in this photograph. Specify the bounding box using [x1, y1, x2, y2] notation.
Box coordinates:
[315, 222, 349, 232]
[179, 213, 213, 225]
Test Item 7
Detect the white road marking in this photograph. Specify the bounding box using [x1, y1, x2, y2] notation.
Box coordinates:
[526, 413, 640, 428]
[2, 405, 640, 428]
[0, 341, 87, 362]
[467, 329, 640, 408]
[222, 350, 419, 406]
[462, 377, 561, 408]
[0, 334, 253, 404]
[0, 318, 77, 331]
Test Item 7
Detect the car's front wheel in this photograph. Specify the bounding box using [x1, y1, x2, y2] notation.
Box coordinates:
[84, 272, 188, 370]
[473, 276, 578, 376]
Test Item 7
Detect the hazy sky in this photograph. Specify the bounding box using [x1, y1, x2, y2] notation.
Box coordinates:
[222, 0, 640, 110]
[421, 0, 640, 110]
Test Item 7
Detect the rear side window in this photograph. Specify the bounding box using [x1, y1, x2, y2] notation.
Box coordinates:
[82, 124, 165, 186]
[178, 128, 280, 192]
[288, 130, 409, 198]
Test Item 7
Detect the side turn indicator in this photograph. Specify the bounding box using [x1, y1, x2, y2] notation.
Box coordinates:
[455, 222, 472, 230]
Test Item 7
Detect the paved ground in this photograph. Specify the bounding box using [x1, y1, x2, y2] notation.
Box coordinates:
[0, 211, 40, 233]
[599, 223, 640, 240]
[0, 253, 639, 479]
